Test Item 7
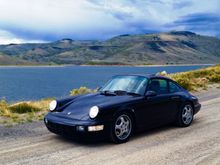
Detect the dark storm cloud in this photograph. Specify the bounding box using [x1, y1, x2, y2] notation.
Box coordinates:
[0, 0, 220, 44]
[170, 13, 220, 36]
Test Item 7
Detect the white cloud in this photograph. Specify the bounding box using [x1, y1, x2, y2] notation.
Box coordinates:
[1, 0, 123, 30]
[0, 0, 219, 44]
[0, 29, 47, 45]
[86, 0, 220, 36]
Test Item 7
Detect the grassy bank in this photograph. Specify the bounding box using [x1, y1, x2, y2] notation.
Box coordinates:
[169, 65, 220, 91]
[0, 99, 52, 124]
[0, 65, 220, 125]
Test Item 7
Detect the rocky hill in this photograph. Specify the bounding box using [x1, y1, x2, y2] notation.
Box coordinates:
[0, 31, 220, 65]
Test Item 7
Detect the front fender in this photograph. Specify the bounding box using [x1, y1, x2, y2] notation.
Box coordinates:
[55, 95, 80, 111]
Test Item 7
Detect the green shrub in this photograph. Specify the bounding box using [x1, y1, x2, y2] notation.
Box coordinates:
[173, 77, 195, 91]
[70, 86, 96, 96]
[0, 100, 8, 112]
[191, 70, 210, 78]
[9, 102, 41, 114]
[201, 67, 219, 80]
[207, 75, 220, 83]
[169, 65, 220, 91]
[0, 100, 11, 116]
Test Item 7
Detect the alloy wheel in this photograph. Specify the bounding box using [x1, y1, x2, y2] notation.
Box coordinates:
[114, 114, 132, 141]
[182, 105, 193, 125]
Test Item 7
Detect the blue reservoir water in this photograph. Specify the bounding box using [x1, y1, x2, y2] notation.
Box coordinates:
[0, 65, 210, 102]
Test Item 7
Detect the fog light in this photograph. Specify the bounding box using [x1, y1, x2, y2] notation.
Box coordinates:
[88, 125, 104, 132]
[77, 126, 85, 132]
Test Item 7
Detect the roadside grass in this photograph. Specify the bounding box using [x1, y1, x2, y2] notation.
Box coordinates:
[0, 65, 219, 125]
[169, 65, 220, 91]
[70, 86, 97, 96]
[0, 99, 52, 124]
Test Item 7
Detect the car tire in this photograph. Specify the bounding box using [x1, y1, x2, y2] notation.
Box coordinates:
[176, 103, 194, 127]
[109, 112, 133, 144]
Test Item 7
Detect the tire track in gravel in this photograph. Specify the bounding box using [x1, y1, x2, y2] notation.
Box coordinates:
[0, 88, 219, 165]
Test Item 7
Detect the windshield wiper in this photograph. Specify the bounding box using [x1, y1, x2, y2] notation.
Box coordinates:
[113, 90, 141, 96]
[126, 92, 141, 96]
[100, 90, 117, 96]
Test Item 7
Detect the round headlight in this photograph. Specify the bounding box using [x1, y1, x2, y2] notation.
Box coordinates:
[89, 106, 99, 118]
[49, 100, 57, 111]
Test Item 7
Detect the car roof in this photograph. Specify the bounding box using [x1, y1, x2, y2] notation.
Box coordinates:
[114, 74, 173, 81]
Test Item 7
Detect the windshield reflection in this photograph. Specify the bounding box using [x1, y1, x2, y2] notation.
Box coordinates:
[100, 75, 148, 95]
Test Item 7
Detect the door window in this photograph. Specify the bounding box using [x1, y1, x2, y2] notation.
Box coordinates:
[148, 79, 168, 94]
[169, 81, 181, 93]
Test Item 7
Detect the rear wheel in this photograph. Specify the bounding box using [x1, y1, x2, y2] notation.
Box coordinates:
[176, 103, 194, 127]
[109, 113, 133, 143]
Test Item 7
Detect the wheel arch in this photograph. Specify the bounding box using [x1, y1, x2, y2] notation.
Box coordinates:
[184, 100, 195, 114]
[178, 96, 195, 114]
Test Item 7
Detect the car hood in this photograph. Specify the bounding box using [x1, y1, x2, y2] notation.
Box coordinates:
[53, 92, 140, 120]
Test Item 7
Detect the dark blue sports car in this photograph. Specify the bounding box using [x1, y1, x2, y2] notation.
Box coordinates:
[44, 75, 201, 143]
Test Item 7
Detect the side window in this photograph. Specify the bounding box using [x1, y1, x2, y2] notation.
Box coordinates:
[148, 79, 168, 95]
[169, 81, 181, 93]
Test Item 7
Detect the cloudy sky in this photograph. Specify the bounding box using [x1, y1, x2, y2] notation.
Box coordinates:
[0, 0, 219, 44]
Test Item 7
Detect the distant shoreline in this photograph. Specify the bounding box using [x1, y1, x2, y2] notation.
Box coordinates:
[80, 64, 214, 67]
[0, 63, 214, 68]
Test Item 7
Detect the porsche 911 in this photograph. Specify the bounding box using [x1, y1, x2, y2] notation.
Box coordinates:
[44, 75, 201, 143]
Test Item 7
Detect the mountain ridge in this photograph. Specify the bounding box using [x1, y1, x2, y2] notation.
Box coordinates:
[0, 31, 220, 65]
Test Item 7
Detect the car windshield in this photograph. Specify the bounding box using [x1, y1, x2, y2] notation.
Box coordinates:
[100, 75, 148, 95]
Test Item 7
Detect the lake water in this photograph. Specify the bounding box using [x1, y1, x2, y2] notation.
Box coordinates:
[0, 65, 210, 102]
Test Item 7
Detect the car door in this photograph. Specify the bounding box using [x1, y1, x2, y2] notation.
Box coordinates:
[167, 80, 183, 120]
[136, 78, 176, 129]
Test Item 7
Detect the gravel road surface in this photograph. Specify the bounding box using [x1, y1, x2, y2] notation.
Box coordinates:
[0, 88, 220, 165]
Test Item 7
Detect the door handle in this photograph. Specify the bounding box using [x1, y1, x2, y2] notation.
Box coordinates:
[170, 96, 180, 100]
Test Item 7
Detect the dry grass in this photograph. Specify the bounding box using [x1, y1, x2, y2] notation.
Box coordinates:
[168, 65, 220, 91]
[70, 86, 97, 96]
[159, 34, 176, 41]
[0, 99, 52, 124]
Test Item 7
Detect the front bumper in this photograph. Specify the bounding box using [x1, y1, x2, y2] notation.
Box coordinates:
[44, 113, 110, 139]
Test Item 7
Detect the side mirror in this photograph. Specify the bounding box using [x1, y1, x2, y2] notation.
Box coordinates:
[145, 90, 157, 97]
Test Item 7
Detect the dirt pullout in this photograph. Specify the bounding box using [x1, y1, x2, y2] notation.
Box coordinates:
[0, 88, 220, 165]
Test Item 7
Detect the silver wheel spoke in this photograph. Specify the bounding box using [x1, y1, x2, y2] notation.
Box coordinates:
[124, 120, 129, 126]
[118, 130, 123, 137]
[116, 130, 120, 136]
[182, 112, 187, 117]
[182, 105, 193, 125]
[120, 117, 125, 125]
[115, 124, 121, 130]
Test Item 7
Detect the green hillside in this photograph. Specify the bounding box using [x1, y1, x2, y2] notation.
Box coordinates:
[0, 31, 220, 65]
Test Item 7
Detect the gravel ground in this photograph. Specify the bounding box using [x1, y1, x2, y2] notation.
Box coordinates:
[0, 87, 220, 165]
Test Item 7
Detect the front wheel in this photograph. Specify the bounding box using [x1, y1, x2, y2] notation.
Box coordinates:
[109, 113, 133, 144]
[176, 104, 194, 127]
